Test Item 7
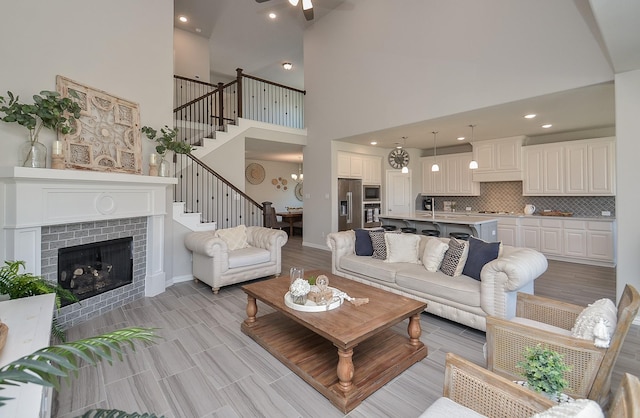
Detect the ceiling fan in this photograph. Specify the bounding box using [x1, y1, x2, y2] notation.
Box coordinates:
[256, 0, 314, 21]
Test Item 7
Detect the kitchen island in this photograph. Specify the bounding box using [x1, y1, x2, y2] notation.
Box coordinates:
[379, 212, 498, 241]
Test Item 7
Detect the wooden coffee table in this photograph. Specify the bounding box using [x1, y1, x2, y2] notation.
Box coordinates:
[241, 271, 428, 413]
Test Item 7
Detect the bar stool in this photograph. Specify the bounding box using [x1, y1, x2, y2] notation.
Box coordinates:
[449, 232, 470, 241]
[400, 227, 417, 234]
[421, 229, 440, 237]
[381, 225, 397, 231]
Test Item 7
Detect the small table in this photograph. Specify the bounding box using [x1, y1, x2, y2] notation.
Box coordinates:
[241, 271, 427, 413]
[276, 211, 302, 236]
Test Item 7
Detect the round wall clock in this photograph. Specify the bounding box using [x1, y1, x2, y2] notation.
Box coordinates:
[388, 148, 410, 169]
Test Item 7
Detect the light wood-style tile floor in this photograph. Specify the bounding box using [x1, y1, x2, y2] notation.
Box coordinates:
[53, 236, 639, 417]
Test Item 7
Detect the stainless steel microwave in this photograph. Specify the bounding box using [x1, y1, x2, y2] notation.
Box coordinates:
[363, 185, 381, 201]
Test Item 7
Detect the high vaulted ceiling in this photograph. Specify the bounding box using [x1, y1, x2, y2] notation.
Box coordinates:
[172, 0, 638, 160]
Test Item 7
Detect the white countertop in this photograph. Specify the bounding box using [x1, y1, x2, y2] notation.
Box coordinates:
[441, 211, 616, 221]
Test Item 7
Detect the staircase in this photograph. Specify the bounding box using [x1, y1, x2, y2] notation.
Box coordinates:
[171, 71, 306, 232]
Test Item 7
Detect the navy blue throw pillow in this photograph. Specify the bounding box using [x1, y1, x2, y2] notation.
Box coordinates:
[461, 236, 501, 281]
[355, 228, 378, 256]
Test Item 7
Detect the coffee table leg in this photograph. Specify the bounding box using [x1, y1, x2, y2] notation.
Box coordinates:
[336, 347, 354, 392]
[245, 295, 257, 326]
[408, 313, 422, 346]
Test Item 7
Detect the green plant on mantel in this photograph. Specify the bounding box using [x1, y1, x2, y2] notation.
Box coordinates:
[0, 326, 163, 417]
[517, 344, 571, 397]
[0, 90, 82, 163]
[0, 260, 78, 342]
[141, 125, 193, 156]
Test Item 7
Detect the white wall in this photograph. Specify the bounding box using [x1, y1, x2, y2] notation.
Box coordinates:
[302, 0, 614, 248]
[174, 28, 211, 83]
[201, 136, 245, 190]
[614, 69, 640, 302]
[245, 159, 303, 212]
[0, 0, 175, 278]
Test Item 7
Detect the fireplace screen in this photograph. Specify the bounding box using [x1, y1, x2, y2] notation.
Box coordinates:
[58, 237, 133, 306]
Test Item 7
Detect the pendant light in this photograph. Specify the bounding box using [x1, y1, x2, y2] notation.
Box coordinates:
[431, 131, 440, 172]
[468, 124, 478, 169]
[401, 136, 409, 173]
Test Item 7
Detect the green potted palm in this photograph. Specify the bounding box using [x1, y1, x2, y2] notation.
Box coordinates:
[0, 90, 81, 168]
[517, 344, 572, 401]
[0, 260, 78, 341]
[141, 125, 192, 176]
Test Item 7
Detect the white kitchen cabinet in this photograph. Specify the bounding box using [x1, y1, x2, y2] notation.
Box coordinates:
[524, 143, 564, 195]
[523, 137, 615, 196]
[563, 220, 587, 258]
[497, 217, 518, 247]
[362, 156, 382, 184]
[520, 217, 540, 251]
[337, 152, 365, 179]
[472, 136, 524, 182]
[564, 137, 615, 195]
[421, 153, 479, 196]
[540, 219, 563, 255]
[586, 221, 615, 262]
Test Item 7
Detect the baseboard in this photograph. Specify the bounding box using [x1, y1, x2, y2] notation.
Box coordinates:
[302, 241, 330, 251]
[171, 274, 194, 285]
[634, 314, 640, 326]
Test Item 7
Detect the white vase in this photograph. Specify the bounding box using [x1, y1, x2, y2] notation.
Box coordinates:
[20, 140, 47, 168]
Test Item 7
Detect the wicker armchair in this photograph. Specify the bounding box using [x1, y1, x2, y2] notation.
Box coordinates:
[420, 352, 555, 417]
[486, 284, 640, 407]
[609, 373, 640, 418]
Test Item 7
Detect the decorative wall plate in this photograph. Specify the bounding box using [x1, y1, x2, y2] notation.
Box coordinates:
[56, 75, 142, 174]
[246, 163, 265, 184]
[295, 182, 303, 201]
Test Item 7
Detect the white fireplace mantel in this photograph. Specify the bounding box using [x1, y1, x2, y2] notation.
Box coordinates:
[0, 166, 178, 297]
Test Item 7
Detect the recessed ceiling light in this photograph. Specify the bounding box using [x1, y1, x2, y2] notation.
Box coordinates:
[179, 16, 188, 23]
[268, 12, 277, 19]
[457, 136, 465, 141]
[282, 62, 293, 70]
[542, 124, 552, 129]
[370, 141, 377, 145]
[524, 114, 536, 119]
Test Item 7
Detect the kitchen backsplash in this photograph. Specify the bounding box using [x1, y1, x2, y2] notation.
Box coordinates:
[432, 181, 615, 217]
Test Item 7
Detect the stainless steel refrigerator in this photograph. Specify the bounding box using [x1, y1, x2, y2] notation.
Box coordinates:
[338, 178, 362, 231]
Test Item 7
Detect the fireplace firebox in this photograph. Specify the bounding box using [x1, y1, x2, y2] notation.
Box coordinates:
[58, 237, 133, 306]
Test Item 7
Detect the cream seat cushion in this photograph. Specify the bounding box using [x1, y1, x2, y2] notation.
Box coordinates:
[227, 246, 270, 269]
[420, 397, 486, 418]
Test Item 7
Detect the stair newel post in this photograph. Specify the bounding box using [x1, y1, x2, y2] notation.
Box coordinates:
[236, 68, 244, 120]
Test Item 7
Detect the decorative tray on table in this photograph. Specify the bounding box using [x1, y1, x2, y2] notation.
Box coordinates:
[284, 287, 343, 312]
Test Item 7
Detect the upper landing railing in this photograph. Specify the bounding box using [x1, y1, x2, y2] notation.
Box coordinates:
[174, 68, 305, 146]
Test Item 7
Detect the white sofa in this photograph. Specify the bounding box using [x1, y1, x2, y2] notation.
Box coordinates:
[184, 226, 288, 294]
[326, 230, 548, 331]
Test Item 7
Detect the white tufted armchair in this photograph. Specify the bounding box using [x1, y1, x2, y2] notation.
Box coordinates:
[184, 226, 288, 294]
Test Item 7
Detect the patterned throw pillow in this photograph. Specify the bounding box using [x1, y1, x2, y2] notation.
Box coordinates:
[369, 230, 387, 260]
[440, 237, 469, 277]
[214, 224, 249, 251]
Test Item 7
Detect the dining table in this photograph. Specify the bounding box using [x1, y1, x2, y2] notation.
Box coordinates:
[276, 211, 302, 236]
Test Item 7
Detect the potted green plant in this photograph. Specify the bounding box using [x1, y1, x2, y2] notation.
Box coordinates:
[517, 344, 571, 399]
[0, 260, 78, 341]
[0, 90, 82, 168]
[141, 125, 192, 176]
